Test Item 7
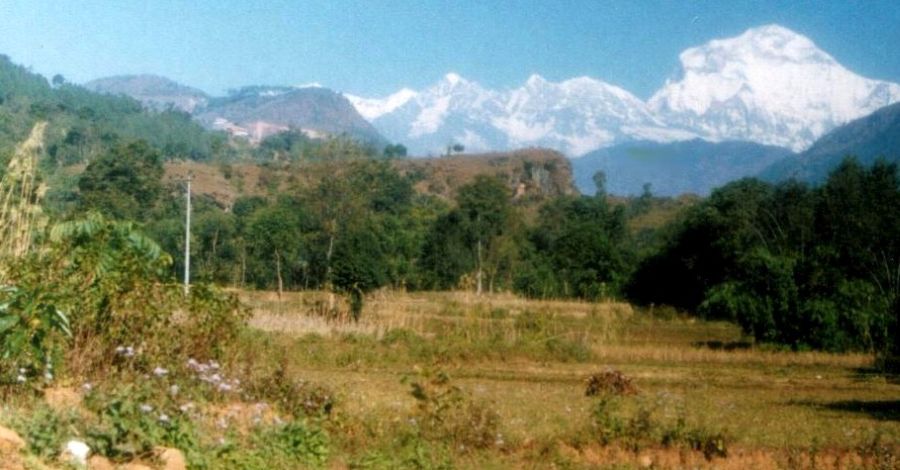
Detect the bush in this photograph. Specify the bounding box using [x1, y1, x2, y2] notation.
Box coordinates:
[406, 369, 502, 451]
[0, 213, 249, 382]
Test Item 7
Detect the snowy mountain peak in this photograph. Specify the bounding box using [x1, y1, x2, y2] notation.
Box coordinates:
[650, 24, 900, 150]
[444, 72, 465, 86]
[525, 74, 547, 87]
[677, 24, 833, 77]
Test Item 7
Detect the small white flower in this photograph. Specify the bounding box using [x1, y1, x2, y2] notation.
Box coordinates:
[179, 402, 195, 413]
[153, 367, 168, 377]
[217, 382, 232, 392]
[139, 404, 153, 413]
[169, 384, 179, 396]
[82, 383, 93, 392]
[209, 373, 222, 383]
[18, 367, 26, 374]
[44, 371, 53, 381]
[158, 413, 170, 423]
[15, 374, 26, 383]
[210, 361, 220, 370]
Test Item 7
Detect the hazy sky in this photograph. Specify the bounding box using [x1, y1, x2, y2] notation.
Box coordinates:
[1, 0, 898, 98]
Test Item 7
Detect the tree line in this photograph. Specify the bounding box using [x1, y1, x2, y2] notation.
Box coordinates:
[65, 135, 899, 363]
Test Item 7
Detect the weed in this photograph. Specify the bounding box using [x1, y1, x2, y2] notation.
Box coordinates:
[12, 404, 79, 459]
[587, 393, 730, 458]
[406, 369, 502, 451]
[352, 431, 453, 470]
[585, 370, 638, 397]
[857, 430, 898, 470]
[254, 420, 330, 467]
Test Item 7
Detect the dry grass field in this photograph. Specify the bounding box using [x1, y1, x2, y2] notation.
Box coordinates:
[236, 289, 900, 469]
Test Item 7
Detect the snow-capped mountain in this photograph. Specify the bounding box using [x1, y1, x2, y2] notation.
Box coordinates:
[348, 25, 900, 156]
[354, 72, 684, 156]
[650, 24, 900, 151]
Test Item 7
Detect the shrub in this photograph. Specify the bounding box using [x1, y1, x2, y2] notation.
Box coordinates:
[406, 369, 502, 451]
[0, 213, 249, 381]
[0, 281, 71, 384]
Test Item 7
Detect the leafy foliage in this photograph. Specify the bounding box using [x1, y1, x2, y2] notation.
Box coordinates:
[629, 158, 900, 355]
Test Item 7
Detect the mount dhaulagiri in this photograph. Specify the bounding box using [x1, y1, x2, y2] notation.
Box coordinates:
[759, 102, 900, 184]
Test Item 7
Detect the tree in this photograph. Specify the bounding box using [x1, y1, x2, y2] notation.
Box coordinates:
[521, 195, 628, 299]
[331, 219, 388, 321]
[245, 204, 307, 297]
[429, 175, 511, 294]
[445, 143, 465, 156]
[592, 171, 607, 198]
[383, 143, 408, 158]
[77, 140, 164, 222]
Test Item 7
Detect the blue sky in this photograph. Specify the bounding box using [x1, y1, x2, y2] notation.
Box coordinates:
[1, 0, 898, 99]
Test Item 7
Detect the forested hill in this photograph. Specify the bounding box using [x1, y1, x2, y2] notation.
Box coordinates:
[0, 55, 226, 165]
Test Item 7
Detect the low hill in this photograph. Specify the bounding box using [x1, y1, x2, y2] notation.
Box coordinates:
[393, 148, 576, 201]
[164, 148, 576, 209]
[0, 55, 220, 164]
[760, 102, 900, 184]
[84, 74, 210, 112]
[85, 74, 388, 147]
[573, 139, 793, 196]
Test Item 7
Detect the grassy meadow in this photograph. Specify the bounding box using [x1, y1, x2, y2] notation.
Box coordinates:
[231, 289, 899, 469]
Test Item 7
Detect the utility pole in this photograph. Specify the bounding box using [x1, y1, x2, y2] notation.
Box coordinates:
[184, 174, 192, 296]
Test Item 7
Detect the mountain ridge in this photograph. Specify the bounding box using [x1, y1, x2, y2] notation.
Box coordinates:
[573, 139, 794, 196]
[349, 24, 900, 157]
[85, 78, 386, 146]
[759, 101, 900, 183]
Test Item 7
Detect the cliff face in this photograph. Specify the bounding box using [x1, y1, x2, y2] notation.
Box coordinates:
[394, 148, 577, 201]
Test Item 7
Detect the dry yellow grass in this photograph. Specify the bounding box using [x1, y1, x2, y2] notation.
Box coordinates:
[235, 288, 900, 466]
